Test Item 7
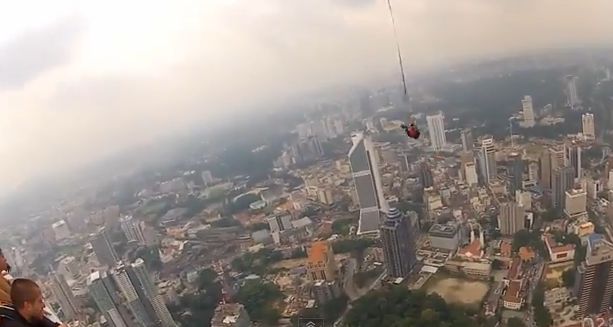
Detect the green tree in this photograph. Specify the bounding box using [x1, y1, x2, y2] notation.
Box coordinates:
[508, 317, 526, 327]
[332, 218, 356, 236]
[532, 282, 552, 327]
[170, 268, 222, 327]
[231, 248, 284, 275]
[236, 280, 283, 325]
[345, 286, 479, 327]
[331, 239, 374, 254]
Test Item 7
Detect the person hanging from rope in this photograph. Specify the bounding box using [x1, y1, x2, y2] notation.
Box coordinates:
[401, 116, 420, 139]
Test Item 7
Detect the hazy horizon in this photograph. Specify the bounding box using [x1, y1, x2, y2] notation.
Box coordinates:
[2, 0, 613, 196]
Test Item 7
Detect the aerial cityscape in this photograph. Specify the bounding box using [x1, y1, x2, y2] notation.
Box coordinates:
[1, 50, 613, 327]
[2, 2, 613, 327]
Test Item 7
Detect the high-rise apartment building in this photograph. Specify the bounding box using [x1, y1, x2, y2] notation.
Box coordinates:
[91, 227, 119, 267]
[574, 234, 613, 317]
[426, 113, 447, 151]
[464, 161, 478, 186]
[508, 152, 524, 194]
[127, 259, 178, 327]
[521, 96, 535, 127]
[460, 128, 473, 152]
[565, 140, 582, 181]
[498, 201, 525, 235]
[50, 274, 80, 322]
[380, 208, 417, 278]
[477, 136, 497, 185]
[348, 132, 388, 235]
[582, 113, 595, 141]
[539, 150, 551, 189]
[420, 162, 434, 188]
[306, 241, 337, 282]
[88, 271, 128, 327]
[565, 75, 581, 110]
[112, 264, 154, 327]
[552, 166, 575, 210]
[120, 215, 146, 245]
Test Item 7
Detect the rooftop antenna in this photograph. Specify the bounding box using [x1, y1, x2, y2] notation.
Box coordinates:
[385, 0, 409, 104]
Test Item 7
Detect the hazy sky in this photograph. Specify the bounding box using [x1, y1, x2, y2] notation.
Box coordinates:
[1, 0, 613, 194]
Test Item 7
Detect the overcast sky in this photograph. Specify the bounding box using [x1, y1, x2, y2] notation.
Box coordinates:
[1, 0, 613, 194]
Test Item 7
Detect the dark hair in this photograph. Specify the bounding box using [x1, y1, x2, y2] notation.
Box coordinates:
[10, 279, 41, 309]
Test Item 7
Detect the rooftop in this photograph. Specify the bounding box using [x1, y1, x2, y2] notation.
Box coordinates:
[428, 223, 459, 238]
[308, 241, 331, 264]
[503, 280, 523, 304]
[458, 239, 482, 258]
[211, 303, 247, 326]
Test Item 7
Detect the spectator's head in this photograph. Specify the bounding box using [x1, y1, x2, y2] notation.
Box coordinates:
[10, 279, 45, 322]
[0, 248, 9, 272]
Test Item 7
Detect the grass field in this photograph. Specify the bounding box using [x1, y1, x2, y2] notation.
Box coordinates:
[425, 273, 490, 308]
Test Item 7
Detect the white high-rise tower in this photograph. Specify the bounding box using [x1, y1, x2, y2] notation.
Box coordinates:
[521, 96, 535, 127]
[426, 113, 447, 151]
[566, 75, 580, 110]
[582, 113, 595, 141]
[348, 132, 388, 235]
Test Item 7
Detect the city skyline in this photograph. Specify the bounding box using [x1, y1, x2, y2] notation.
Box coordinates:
[2, 14, 613, 325]
[2, 1, 613, 194]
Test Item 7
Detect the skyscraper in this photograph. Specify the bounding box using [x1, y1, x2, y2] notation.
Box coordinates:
[582, 113, 595, 141]
[498, 201, 525, 235]
[91, 227, 119, 267]
[419, 162, 434, 188]
[565, 140, 582, 180]
[565, 75, 580, 110]
[460, 128, 473, 152]
[552, 166, 575, 210]
[50, 274, 80, 322]
[128, 259, 178, 327]
[539, 150, 551, 189]
[348, 132, 388, 235]
[112, 264, 154, 327]
[464, 161, 478, 186]
[426, 113, 447, 151]
[574, 234, 613, 317]
[380, 208, 417, 278]
[477, 136, 497, 185]
[521, 96, 535, 127]
[508, 152, 524, 194]
[88, 271, 129, 327]
[120, 215, 146, 245]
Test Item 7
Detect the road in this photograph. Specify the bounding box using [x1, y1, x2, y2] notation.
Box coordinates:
[524, 257, 544, 327]
[343, 258, 359, 300]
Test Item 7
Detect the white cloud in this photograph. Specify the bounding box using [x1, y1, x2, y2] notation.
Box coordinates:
[1, 0, 613, 194]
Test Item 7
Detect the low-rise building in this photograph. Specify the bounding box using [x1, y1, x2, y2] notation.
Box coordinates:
[444, 260, 491, 280]
[544, 287, 571, 309]
[543, 234, 575, 263]
[502, 280, 524, 310]
[210, 303, 252, 327]
[428, 223, 460, 252]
